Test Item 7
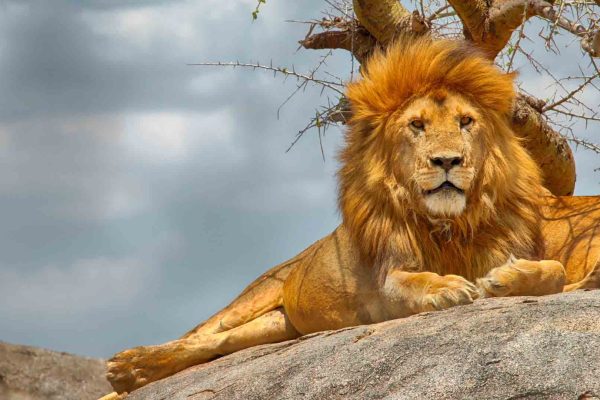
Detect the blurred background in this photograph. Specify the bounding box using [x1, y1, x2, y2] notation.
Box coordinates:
[0, 0, 598, 358]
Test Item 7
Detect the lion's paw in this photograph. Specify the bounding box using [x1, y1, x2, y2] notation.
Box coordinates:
[477, 255, 521, 298]
[477, 257, 565, 297]
[98, 392, 128, 400]
[106, 345, 165, 394]
[421, 274, 479, 311]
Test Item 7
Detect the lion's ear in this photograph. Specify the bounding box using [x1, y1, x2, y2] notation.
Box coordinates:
[506, 71, 519, 81]
[502, 71, 519, 115]
[345, 77, 389, 129]
[496, 71, 519, 116]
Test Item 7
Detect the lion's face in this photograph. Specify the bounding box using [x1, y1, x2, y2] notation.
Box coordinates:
[391, 90, 485, 217]
[340, 38, 543, 267]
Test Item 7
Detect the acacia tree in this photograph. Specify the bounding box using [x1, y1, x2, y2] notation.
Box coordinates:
[200, 0, 600, 196]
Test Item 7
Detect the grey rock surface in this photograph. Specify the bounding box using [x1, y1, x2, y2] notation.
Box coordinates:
[0, 341, 112, 400]
[128, 291, 600, 400]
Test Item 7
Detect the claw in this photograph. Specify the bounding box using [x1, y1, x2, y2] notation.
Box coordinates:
[98, 392, 128, 400]
[478, 259, 565, 297]
[422, 275, 478, 312]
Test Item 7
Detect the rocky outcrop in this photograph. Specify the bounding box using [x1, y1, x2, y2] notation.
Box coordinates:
[0, 341, 112, 400]
[128, 290, 600, 400]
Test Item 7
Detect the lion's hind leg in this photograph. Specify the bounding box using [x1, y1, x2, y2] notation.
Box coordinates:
[181, 259, 299, 338]
[477, 257, 566, 297]
[106, 308, 300, 394]
[563, 263, 600, 292]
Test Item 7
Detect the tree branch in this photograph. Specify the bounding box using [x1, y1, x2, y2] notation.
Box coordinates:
[542, 74, 597, 112]
[298, 27, 377, 63]
[512, 94, 576, 195]
[189, 61, 345, 95]
[445, 0, 488, 43]
[531, 1, 600, 58]
[581, 30, 600, 57]
[446, 0, 537, 58]
[352, 0, 428, 45]
[448, 0, 599, 58]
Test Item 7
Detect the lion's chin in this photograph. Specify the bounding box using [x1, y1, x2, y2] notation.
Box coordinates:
[423, 190, 466, 217]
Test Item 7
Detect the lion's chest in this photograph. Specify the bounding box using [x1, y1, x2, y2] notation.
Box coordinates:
[412, 235, 521, 281]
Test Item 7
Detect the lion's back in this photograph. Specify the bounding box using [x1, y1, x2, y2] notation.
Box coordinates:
[541, 194, 600, 283]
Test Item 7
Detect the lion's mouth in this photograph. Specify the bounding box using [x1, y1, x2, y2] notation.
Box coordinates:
[424, 181, 464, 196]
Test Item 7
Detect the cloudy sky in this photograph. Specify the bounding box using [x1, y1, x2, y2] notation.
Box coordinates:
[0, 0, 598, 359]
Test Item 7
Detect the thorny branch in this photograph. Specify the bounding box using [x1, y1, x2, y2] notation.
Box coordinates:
[543, 74, 598, 111]
[285, 97, 350, 161]
[188, 61, 345, 96]
[298, 23, 377, 63]
[568, 135, 600, 154]
[530, 1, 600, 57]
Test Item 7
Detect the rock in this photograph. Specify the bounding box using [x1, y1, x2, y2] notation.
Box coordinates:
[127, 290, 600, 400]
[0, 341, 112, 400]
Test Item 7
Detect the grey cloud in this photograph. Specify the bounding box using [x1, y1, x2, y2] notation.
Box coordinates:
[0, 0, 342, 358]
[0, 0, 598, 360]
[0, 0, 330, 120]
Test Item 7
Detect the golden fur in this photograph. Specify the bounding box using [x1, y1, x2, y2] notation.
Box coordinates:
[339, 37, 543, 282]
[100, 38, 600, 398]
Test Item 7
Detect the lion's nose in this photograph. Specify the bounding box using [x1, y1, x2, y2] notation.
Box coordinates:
[430, 156, 463, 172]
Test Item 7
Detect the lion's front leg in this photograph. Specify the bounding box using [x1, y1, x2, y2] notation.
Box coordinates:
[477, 257, 566, 298]
[382, 270, 479, 317]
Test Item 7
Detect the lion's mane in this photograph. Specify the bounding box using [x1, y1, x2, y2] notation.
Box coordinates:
[338, 37, 545, 281]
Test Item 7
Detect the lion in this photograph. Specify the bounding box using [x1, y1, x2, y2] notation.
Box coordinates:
[100, 37, 600, 398]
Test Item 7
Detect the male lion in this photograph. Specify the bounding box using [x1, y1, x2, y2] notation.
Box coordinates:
[102, 38, 600, 397]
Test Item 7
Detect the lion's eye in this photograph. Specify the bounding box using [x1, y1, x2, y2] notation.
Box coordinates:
[460, 116, 473, 127]
[410, 119, 425, 130]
